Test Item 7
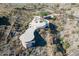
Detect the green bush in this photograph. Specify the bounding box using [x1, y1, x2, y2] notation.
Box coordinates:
[63, 41, 70, 49]
[60, 37, 64, 41]
[40, 11, 49, 16]
[52, 16, 56, 21]
[60, 37, 70, 49]
[77, 45, 79, 48]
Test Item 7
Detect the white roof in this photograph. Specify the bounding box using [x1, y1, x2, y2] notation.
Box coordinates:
[19, 27, 36, 48]
[19, 16, 49, 48]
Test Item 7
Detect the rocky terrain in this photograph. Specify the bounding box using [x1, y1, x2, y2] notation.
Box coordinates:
[0, 3, 79, 56]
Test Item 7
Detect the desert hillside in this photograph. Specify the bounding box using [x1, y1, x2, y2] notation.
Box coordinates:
[0, 3, 79, 56]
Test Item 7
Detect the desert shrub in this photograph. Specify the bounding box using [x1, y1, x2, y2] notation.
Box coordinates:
[52, 16, 57, 21]
[63, 41, 70, 49]
[77, 45, 79, 48]
[40, 11, 49, 16]
[60, 37, 70, 49]
[0, 16, 10, 25]
[69, 15, 74, 19]
[60, 37, 64, 44]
